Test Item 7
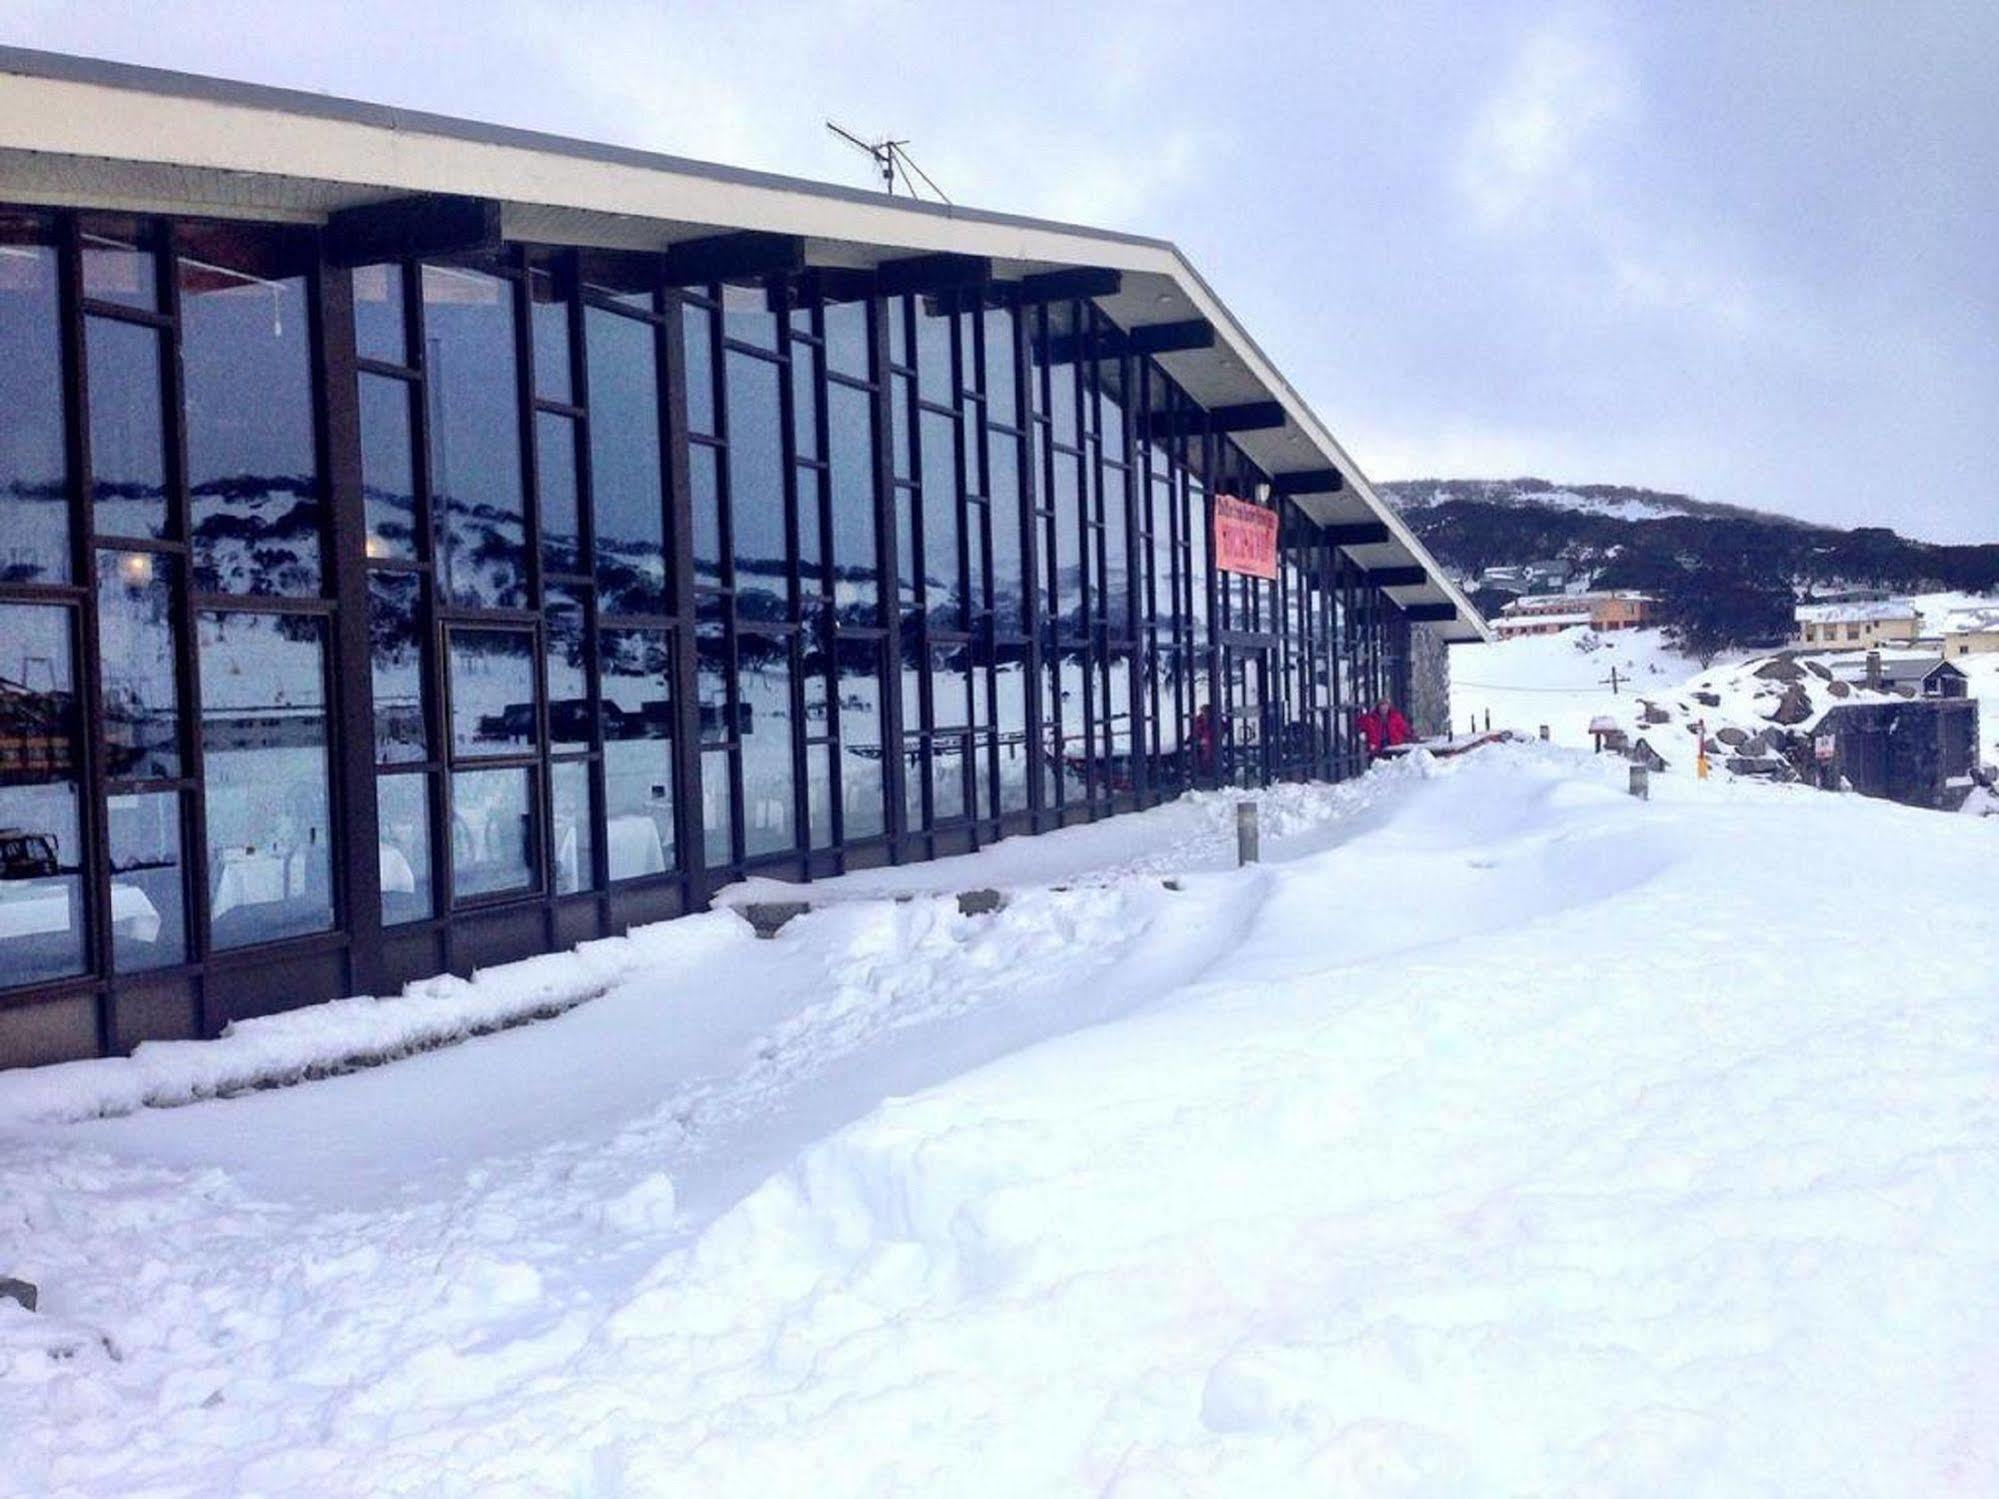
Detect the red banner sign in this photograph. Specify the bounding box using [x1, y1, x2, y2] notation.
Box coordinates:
[1212, 494, 1278, 580]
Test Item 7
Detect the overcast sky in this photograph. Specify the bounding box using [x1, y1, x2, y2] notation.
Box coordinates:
[6, 1, 1994, 540]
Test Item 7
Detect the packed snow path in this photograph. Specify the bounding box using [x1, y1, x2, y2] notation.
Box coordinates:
[4, 746, 1997, 1495]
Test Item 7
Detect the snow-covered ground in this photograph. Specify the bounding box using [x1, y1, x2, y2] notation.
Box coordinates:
[5, 746, 1999, 1495]
[1449, 626, 1720, 745]
[1454, 623, 1999, 773]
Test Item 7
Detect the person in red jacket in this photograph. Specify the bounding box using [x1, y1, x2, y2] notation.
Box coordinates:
[1357, 698, 1413, 756]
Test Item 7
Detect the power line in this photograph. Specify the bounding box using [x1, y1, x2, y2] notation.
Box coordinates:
[1451, 678, 1661, 693]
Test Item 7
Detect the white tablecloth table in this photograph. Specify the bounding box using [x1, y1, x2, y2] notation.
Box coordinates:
[602, 815, 667, 882]
[210, 851, 304, 919]
[0, 880, 160, 944]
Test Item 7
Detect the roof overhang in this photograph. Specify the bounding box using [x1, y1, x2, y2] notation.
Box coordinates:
[0, 46, 1488, 641]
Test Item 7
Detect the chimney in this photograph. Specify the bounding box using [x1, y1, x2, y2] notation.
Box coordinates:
[1865, 649, 1882, 690]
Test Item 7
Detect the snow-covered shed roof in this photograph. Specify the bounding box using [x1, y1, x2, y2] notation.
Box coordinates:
[1795, 601, 1920, 625]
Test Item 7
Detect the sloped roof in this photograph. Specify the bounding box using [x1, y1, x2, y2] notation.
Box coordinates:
[0, 46, 1488, 641]
[1796, 601, 1920, 624]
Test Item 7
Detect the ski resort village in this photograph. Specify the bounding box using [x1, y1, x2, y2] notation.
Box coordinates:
[2, 26, 1997, 1499]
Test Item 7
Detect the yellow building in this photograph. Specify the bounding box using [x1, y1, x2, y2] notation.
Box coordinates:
[1793, 602, 1920, 650]
[1940, 607, 1999, 657]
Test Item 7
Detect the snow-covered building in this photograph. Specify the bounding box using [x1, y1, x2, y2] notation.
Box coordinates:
[1826, 655, 1969, 699]
[1475, 558, 1569, 596]
[1793, 600, 1920, 650]
[1493, 591, 1655, 638]
[1940, 606, 1999, 658]
[0, 48, 1484, 1068]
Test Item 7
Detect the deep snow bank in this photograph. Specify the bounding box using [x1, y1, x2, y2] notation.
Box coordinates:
[5, 745, 1998, 1496]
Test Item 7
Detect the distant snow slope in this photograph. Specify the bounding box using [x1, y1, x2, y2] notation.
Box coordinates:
[1454, 624, 1999, 774]
[1449, 626, 1714, 744]
[5, 747, 1998, 1495]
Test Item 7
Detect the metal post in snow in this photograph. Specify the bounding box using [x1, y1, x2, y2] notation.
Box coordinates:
[1236, 800, 1259, 866]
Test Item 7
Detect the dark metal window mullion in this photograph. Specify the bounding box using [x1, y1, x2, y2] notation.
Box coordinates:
[315, 247, 388, 994]
[776, 288, 815, 859]
[149, 220, 213, 1025]
[52, 216, 118, 1037]
[509, 247, 554, 910]
[868, 294, 910, 851]
[804, 299, 847, 852]
[658, 288, 703, 894]
[710, 306, 745, 871]
[562, 251, 610, 896]
[403, 257, 455, 925]
[1015, 304, 1046, 819]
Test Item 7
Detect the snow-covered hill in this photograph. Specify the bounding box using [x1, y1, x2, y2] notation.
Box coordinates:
[1383, 476, 1820, 529]
[5, 746, 1998, 1494]
[1453, 624, 1999, 783]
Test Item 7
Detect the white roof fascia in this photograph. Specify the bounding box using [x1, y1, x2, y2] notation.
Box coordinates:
[0, 46, 1488, 641]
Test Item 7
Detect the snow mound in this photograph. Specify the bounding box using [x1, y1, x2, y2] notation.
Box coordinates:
[7, 744, 1999, 1495]
[0, 912, 753, 1126]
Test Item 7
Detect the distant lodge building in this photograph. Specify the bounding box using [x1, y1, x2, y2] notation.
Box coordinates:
[1793, 600, 1920, 650]
[1475, 559, 1570, 596]
[1491, 591, 1656, 638]
[0, 50, 1484, 1068]
[1939, 607, 1999, 658]
[1827, 654, 1969, 699]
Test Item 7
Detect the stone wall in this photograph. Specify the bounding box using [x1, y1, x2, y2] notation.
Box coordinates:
[1409, 622, 1452, 739]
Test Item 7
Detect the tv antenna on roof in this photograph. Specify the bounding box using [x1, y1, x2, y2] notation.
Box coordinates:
[825, 121, 951, 205]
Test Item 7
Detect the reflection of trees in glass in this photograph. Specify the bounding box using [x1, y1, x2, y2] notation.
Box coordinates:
[190, 474, 320, 594]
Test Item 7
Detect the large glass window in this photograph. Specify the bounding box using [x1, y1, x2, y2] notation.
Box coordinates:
[199, 610, 334, 949]
[424, 264, 527, 610]
[739, 632, 796, 857]
[528, 258, 574, 405]
[551, 758, 594, 895]
[359, 373, 420, 562]
[368, 571, 426, 763]
[537, 412, 582, 578]
[726, 349, 787, 619]
[107, 791, 185, 972]
[97, 550, 181, 781]
[0, 217, 69, 584]
[448, 627, 536, 759]
[81, 219, 157, 311]
[377, 772, 432, 925]
[545, 586, 591, 746]
[586, 307, 667, 616]
[824, 299, 868, 380]
[352, 263, 406, 365]
[837, 638, 885, 840]
[681, 301, 716, 436]
[0, 603, 85, 989]
[600, 628, 674, 879]
[827, 381, 879, 614]
[86, 316, 169, 541]
[920, 409, 960, 618]
[990, 433, 1024, 631]
[451, 766, 535, 898]
[179, 227, 320, 596]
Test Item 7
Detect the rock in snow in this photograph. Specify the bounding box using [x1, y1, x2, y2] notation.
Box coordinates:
[3, 745, 1998, 1496]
